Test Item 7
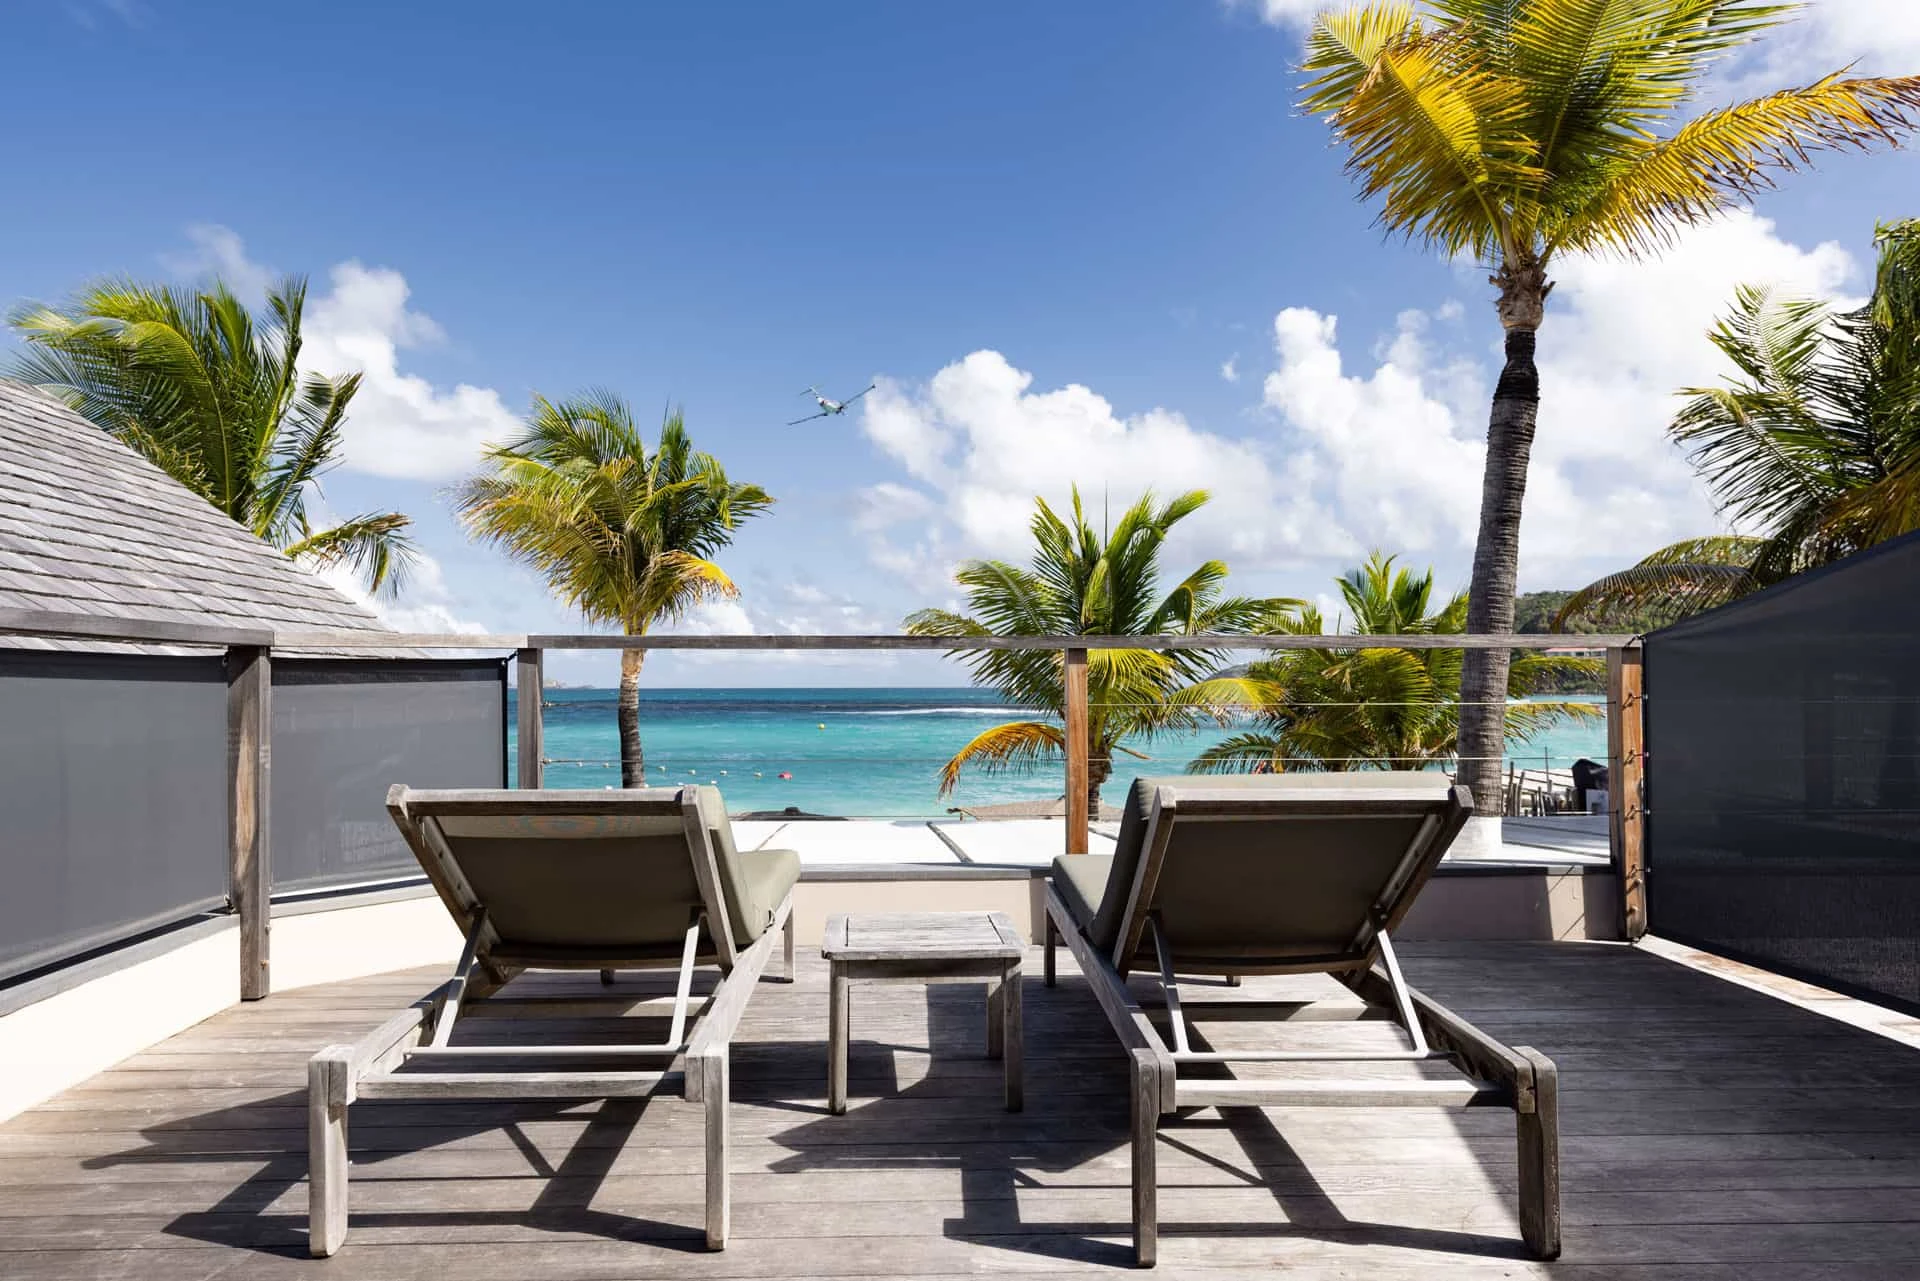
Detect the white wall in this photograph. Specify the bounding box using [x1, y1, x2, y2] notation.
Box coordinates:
[271, 894, 462, 992]
[0, 924, 239, 1123]
[0, 893, 467, 1125]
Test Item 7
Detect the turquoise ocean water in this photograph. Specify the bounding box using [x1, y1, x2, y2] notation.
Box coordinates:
[508, 688, 1606, 818]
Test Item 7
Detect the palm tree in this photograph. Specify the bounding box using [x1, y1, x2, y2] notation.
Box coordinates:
[456, 392, 772, 786]
[1301, 1, 1920, 812]
[905, 488, 1300, 813]
[1192, 553, 1599, 774]
[8, 278, 416, 594]
[1560, 220, 1920, 625]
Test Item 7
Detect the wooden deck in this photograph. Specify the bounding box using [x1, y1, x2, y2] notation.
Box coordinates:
[5, 941, 1920, 1278]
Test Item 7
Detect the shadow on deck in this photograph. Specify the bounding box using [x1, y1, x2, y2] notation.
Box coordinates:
[5, 941, 1920, 1278]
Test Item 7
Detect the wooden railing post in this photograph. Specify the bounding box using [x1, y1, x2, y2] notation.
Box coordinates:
[1064, 647, 1089, 855]
[226, 644, 271, 1000]
[1606, 644, 1647, 940]
[516, 647, 544, 789]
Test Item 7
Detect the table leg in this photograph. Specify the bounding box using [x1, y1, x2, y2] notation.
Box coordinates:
[829, 963, 850, 1115]
[1002, 960, 1023, 1112]
[986, 977, 1004, 1060]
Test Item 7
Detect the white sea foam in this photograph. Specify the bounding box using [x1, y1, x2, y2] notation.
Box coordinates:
[853, 707, 1025, 717]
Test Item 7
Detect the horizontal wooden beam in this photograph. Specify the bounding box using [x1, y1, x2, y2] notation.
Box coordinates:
[0, 606, 272, 648]
[1174, 1078, 1506, 1109]
[2, 607, 1641, 654]
[274, 630, 528, 650]
[229, 630, 1644, 653]
[527, 632, 1636, 652]
[353, 1071, 679, 1100]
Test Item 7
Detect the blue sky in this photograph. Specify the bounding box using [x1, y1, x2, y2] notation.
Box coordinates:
[6, 1, 1917, 684]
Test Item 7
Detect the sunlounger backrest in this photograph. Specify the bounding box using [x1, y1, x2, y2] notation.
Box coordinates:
[1101, 774, 1471, 974]
[386, 786, 738, 967]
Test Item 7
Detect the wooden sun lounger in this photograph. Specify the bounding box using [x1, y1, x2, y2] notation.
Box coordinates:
[307, 786, 800, 1256]
[1042, 775, 1560, 1267]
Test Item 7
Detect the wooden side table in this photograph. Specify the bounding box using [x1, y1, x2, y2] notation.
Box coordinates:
[821, 911, 1026, 1113]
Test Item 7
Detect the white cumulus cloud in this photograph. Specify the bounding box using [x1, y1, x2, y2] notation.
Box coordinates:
[857, 350, 1330, 581]
[301, 262, 520, 480]
[652, 585, 901, 673]
[165, 225, 519, 481]
[1232, 0, 1320, 27]
[859, 211, 1862, 598]
[315, 550, 492, 638]
[1259, 209, 1859, 585]
[1726, 0, 1920, 85]
[1262, 306, 1485, 554]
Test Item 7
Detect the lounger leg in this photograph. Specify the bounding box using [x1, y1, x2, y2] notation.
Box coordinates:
[1517, 1047, 1561, 1260]
[1002, 960, 1023, 1112]
[986, 977, 1004, 1060]
[1129, 1048, 1160, 1267]
[1044, 914, 1057, 987]
[779, 909, 796, 982]
[829, 962, 850, 1115]
[307, 1049, 351, 1257]
[698, 1050, 730, 1250]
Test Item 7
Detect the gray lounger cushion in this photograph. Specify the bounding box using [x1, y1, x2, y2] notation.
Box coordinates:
[733, 847, 802, 944]
[1053, 853, 1115, 936]
[692, 786, 799, 944]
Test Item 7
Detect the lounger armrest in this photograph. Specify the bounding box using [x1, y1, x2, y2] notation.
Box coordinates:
[1043, 882, 1178, 1111]
[684, 889, 794, 1100]
[311, 981, 447, 1106]
[1340, 966, 1535, 1109]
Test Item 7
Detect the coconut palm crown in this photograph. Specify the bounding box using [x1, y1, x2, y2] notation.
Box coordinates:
[8, 277, 416, 595]
[1192, 552, 1601, 775]
[456, 392, 773, 786]
[1302, 0, 1920, 812]
[1560, 220, 1920, 625]
[905, 488, 1302, 812]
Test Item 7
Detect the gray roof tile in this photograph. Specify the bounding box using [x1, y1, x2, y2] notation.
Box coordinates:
[0, 380, 400, 653]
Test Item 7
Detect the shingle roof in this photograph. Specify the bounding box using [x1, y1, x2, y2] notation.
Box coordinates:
[0, 379, 397, 653]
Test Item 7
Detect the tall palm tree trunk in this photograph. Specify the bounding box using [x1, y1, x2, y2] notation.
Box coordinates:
[619, 646, 647, 788]
[1087, 752, 1111, 818]
[1456, 259, 1549, 813]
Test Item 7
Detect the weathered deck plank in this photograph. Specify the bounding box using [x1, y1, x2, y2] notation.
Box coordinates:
[4, 941, 1920, 1276]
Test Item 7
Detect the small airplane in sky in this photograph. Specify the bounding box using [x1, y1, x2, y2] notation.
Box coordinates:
[788, 383, 874, 425]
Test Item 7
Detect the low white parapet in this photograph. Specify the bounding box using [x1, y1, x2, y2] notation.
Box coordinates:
[0, 820, 1620, 1123]
[0, 922, 239, 1123]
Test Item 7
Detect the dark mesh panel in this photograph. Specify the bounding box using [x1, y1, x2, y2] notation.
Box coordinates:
[271, 659, 507, 895]
[1645, 532, 1920, 1011]
[0, 651, 228, 982]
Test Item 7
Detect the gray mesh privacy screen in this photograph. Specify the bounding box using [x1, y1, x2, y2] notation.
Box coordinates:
[1645, 532, 1920, 1011]
[271, 658, 507, 895]
[0, 651, 230, 983]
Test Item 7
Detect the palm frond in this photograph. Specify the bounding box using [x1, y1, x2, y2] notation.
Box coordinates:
[936, 721, 1067, 795]
[1504, 698, 1604, 744]
[1560, 75, 1920, 256]
[1188, 732, 1296, 774]
[284, 512, 419, 598]
[1554, 536, 1765, 627]
[1304, 12, 1545, 259]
